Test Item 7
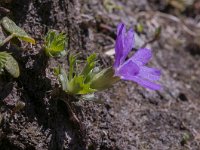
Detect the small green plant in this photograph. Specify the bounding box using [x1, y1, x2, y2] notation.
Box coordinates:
[55, 54, 98, 95]
[55, 53, 121, 95]
[181, 132, 190, 146]
[0, 17, 35, 78]
[44, 30, 67, 57]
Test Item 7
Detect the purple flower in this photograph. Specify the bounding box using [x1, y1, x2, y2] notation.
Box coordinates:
[114, 23, 162, 90]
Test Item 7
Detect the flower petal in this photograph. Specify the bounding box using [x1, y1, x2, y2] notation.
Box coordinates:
[117, 23, 125, 36]
[138, 66, 161, 81]
[114, 23, 125, 68]
[116, 60, 139, 78]
[131, 48, 152, 66]
[120, 29, 134, 63]
[123, 75, 162, 90]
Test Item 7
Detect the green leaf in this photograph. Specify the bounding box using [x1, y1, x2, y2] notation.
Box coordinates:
[0, 26, 6, 45]
[0, 52, 19, 78]
[81, 53, 97, 78]
[69, 54, 76, 80]
[0, 52, 8, 73]
[84, 66, 100, 83]
[44, 30, 67, 57]
[58, 67, 68, 91]
[1, 17, 35, 44]
[67, 75, 84, 94]
[67, 75, 96, 95]
[90, 67, 120, 90]
[53, 66, 68, 91]
[56, 53, 100, 95]
[4, 54, 20, 78]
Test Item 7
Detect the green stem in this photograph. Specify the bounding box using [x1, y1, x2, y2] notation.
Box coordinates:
[0, 34, 15, 47]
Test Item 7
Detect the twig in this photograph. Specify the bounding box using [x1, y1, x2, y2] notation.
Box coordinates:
[142, 27, 161, 48]
[156, 12, 200, 37]
[63, 99, 80, 125]
[136, 11, 200, 37]
[0, 7, 10, 14]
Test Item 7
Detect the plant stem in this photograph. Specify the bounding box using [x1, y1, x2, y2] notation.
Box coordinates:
[0, 34, 15, 47]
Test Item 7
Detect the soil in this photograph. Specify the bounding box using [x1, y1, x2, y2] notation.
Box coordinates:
[0, 0, 200, 150]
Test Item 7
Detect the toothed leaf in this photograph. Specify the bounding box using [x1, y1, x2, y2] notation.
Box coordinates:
[44, 30, 67, 57]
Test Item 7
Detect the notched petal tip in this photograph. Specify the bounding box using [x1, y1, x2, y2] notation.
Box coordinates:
[117, 23, 125, 35]
[152, 69, 161, 76]
[138, 66, 161, 81]
[114, 23, 127, 68]
[121, 75, 162, 90]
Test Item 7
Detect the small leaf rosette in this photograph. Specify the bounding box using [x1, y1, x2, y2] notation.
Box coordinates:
[55, 54, 98, 95]
[44, 30, 67, 57]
